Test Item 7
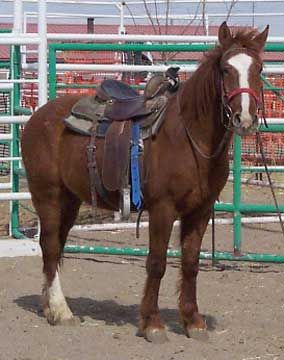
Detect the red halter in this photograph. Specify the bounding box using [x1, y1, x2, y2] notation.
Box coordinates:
[226, 87, 260, 107]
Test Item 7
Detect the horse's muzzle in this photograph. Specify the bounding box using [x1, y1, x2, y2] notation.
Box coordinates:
[232, 112, 259, 136]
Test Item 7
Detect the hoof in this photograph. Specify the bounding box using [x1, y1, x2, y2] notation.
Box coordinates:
[186, 327, 209, 342]
[46, 311, 81, 326]
[58, 316, 82, 326]
[145, 328, 169, 344]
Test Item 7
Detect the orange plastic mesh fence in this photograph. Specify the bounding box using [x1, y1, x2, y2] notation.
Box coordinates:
[233, 133, 284, 166]
[20, 69, 284, 164]
[263, 75, 284, 118]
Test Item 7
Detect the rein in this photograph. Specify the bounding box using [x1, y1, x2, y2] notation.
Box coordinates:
[182, 119, 231, 160]
[177, 84, 231, 160]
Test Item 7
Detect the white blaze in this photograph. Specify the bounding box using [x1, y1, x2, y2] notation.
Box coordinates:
[228, 53, 252, 119]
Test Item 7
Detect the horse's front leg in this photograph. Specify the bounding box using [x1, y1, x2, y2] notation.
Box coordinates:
[140, 201, 176, 343]
[179, 209, 211, 340]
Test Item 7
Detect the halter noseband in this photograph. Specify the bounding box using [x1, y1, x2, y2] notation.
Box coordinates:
[221, 83, 262, 128]
[225, 87, 260, 107]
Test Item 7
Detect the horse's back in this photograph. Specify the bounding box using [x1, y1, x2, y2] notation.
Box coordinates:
[22, 95, 80, 144]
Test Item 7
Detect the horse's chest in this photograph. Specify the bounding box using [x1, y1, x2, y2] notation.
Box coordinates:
[175, 159, 229, 212]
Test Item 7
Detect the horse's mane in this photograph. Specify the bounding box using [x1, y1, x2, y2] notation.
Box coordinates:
[181, 29, 262, 121]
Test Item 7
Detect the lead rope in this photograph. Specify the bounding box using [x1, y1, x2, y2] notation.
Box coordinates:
[211, 205, 216, 266]
[256, 132, 284, 236]
[257, 87, 284, 236]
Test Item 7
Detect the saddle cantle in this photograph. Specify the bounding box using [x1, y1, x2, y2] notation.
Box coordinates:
[96, 79, 153, 121]
[63, 67, 180, 217]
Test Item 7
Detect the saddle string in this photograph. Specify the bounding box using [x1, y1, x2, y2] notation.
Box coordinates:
[86, 128, 98, 217]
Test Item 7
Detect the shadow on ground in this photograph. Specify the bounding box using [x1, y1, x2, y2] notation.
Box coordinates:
[14, 295, 217, 335]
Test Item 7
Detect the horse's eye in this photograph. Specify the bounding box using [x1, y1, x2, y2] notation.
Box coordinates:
[222, 68, 229, 75]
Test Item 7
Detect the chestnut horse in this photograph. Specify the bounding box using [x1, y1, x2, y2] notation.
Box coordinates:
[21, 22, 268, 343]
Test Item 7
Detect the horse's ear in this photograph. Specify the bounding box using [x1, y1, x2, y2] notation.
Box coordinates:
[253, 25, 269, 51]
[218, 22, 233, 48]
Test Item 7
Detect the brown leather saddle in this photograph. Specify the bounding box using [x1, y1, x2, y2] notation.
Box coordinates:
[64, 68, 180, 216]
[68, 75, 170, 131]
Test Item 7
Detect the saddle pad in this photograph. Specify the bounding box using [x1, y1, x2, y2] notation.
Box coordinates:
[71, 96, 105, 122]
[63, 115, 92, 136]
[64, 96, 107, 136]
[102, 121, 131, 192]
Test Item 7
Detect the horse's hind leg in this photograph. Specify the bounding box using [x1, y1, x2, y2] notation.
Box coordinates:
[33, 186, 81, 325]
[140, 201, 176, 343]
[179, 209, 211, 340]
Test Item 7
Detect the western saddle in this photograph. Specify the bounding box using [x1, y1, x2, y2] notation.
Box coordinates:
[64, 67, 180, 218]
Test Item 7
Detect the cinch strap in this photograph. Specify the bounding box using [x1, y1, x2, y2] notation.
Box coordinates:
[131, 122, 142, 210]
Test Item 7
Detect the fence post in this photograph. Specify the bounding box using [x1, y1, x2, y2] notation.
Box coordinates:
[10, 45, 22, 238]
[233, 134, 242, 255]
[48, 45, 57, 100]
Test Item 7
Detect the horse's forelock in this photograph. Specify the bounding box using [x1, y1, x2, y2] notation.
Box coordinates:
[233, 29, 259, 49]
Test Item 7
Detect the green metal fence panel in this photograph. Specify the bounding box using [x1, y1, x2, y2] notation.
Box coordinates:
[10, 41, 284, 262]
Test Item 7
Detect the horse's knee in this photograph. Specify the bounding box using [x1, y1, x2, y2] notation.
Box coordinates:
[181, 256, 199, 278]
[146, 256, 166, 279]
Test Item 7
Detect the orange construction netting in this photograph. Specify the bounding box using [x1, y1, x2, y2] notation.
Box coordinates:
[21, 64, 284, 165]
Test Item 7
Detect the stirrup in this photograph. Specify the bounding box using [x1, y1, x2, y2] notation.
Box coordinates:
[120, 186, 131, 220]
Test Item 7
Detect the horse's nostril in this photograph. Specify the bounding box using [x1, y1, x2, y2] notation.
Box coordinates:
[232, 113, 242, 128]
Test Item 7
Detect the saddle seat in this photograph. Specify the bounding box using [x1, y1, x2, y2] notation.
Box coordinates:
[98, 79, 140, 101]
[97, 79, 151, 120]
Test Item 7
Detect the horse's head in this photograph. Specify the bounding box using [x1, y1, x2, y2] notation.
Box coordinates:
[218, 22, 269, 136]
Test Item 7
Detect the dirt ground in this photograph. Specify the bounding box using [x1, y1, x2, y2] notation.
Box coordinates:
[1, 178, 284, 360]
[1, 222, 284, 360]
